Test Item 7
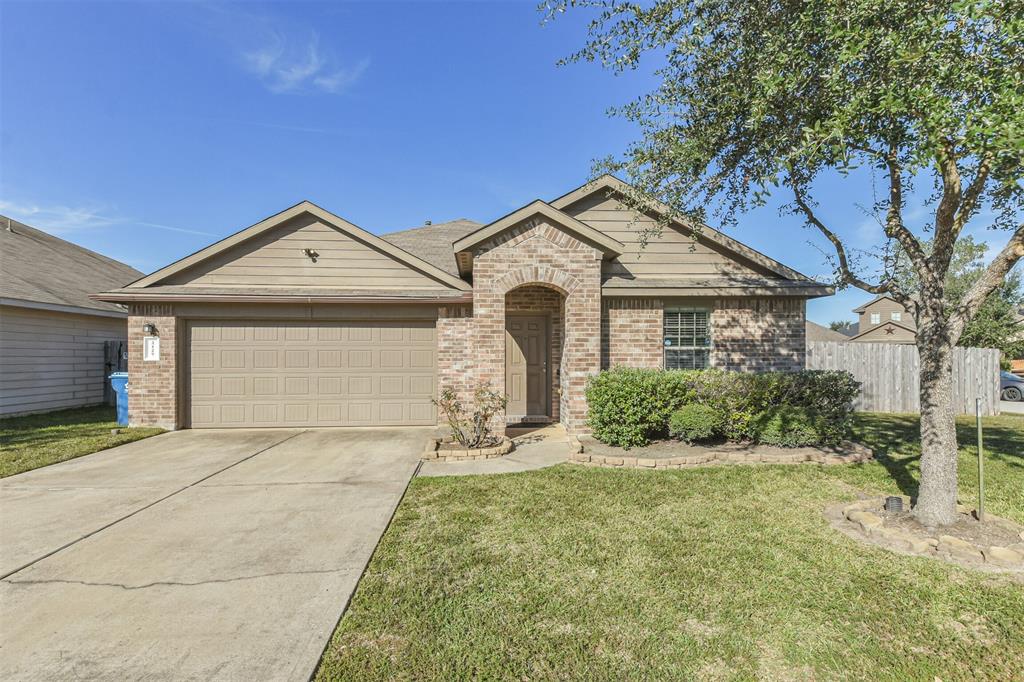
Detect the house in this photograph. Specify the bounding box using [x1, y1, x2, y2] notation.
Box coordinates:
[0, 217, 142, 416]
[847, 294, 917, 344]
[805, 320, 849, 343]
[95, 176, 832, 432]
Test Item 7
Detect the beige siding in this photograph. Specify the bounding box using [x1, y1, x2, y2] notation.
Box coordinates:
[166, 213, 451, 290]
[563, 194, 774, 280]
[0, 305, 127, 416]
[853, 321, 917, 344]
[857, 298, 915, 335]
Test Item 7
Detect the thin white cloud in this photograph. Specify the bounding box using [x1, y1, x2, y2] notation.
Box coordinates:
[242, 30, 368, 95]
[0, 199, 214, 237]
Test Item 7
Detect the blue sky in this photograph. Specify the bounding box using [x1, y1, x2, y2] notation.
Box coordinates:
[1, 1, 1012, 324]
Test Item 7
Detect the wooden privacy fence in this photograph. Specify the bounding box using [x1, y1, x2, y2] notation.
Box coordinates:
[806, 341, 1001, 416]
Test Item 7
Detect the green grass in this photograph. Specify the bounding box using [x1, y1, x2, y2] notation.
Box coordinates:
[0, 406, 164, 478]
[317, 413, 1024, 681]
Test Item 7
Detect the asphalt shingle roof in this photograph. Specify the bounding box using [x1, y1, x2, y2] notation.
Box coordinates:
[1, 216, 142, 314]
[381, 219, 482, 276]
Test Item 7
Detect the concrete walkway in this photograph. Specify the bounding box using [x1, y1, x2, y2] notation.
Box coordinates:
[0, 427, 426, 681]
[1000, 400, 1024, 415]
[418, 424, 569, 477]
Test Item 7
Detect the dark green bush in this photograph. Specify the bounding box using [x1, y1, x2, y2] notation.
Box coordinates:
[585, 368, 859, 448]
[748, 406, 822, 447]
[668, 404, 723, 443]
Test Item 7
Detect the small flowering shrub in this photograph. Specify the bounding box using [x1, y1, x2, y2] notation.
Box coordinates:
[433, 383, 508, 448]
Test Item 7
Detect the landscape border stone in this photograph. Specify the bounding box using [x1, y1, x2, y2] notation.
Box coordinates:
[570, 440, 872, 469]
[829, 496, 1024, 574]
[421, 436, 514, 462]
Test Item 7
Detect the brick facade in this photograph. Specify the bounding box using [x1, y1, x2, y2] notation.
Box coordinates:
[436, 303, 475, 408]
[127, 304, 179, 429]
[711, 297, 806, 372]
[603, 298, 664, 369]
[471, 218, 603, 433]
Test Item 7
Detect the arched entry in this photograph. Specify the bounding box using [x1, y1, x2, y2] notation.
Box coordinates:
[504, 284, 565, 423]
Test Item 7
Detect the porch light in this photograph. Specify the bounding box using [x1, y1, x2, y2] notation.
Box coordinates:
[143, 322, 157, 335]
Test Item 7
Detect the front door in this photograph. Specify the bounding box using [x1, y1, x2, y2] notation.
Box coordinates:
[505, 315, 549, 420]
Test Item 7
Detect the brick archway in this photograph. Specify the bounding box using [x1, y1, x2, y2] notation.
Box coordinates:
[468, 220, 603, 434]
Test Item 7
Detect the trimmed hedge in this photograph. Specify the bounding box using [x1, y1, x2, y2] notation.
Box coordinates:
[585, 368, 860, 448]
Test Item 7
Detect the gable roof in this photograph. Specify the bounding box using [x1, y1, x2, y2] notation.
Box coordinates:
[851, 294, 905, 314]
[124, 201, 471, 293]
[1, 216, 142, 316]
[451, 200, 624, 276]
[848, 319, 918, 341]
[382, 218, 482, 277]
[550, 174, 816, 283]
[806, 320, 850, 342]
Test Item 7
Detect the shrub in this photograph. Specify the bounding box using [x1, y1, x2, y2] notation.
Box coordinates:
[669, 404, 723, 443]
[433, 383, 508, 448]
[749, 406, 822, 447]
[585, 368, 859, 447]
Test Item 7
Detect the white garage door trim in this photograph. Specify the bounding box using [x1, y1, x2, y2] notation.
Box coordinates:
[186, 319, 437, 428]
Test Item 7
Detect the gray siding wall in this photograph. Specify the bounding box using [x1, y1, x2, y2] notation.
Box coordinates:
[0, 305, 127, 416]
[165, 214, 449, 291]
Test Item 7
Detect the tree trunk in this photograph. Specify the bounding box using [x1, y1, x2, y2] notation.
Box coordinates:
[913, 317, 959, 527]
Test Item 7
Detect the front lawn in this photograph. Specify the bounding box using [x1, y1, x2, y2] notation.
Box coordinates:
[0, 406, 164, 478]
[317, 413, 1024, 680]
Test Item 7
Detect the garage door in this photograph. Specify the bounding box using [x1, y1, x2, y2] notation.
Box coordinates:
[187, 320, 436, 427]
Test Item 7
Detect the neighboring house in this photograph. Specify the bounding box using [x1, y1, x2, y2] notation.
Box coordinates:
[0, 217, 142, 416]
[95, 175, 832, 432]
[806, 320, 849, 343]
[848, 294, 917, 344]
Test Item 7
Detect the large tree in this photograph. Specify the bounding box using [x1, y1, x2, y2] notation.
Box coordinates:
[548, 0, 1024, 525]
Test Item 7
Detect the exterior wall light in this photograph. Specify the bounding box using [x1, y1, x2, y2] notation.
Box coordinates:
[143, 323, 158, 335]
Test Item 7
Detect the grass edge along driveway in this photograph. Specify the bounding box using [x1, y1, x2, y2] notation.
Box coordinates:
[317, 413, 1024, 681]
[1, 406, 164, 478]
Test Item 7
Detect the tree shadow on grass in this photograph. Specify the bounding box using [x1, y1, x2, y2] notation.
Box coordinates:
[852, 413, 1024, 500]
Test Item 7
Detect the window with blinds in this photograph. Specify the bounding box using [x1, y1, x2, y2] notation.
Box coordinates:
[663, 309, 711, 369]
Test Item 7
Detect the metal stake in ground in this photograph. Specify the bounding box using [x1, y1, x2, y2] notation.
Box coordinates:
[976, 397, 985, 523]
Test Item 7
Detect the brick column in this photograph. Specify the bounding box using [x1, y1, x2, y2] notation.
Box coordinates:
[127, 304, 179, 429]
[436, 303, 476, 410]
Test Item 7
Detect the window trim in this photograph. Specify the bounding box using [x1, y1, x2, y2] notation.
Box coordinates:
[870, 312, 881, 324]
[663, 307, 712, 370]
[890, 311, 902, 322]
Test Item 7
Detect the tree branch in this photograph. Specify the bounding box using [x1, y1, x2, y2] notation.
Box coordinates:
[882, 147, 929, 273]
[953, 150, 994, 233]
[790, 182, 909, 306]
[948, 223, 1024, 341]
[931, 139, 963, 271]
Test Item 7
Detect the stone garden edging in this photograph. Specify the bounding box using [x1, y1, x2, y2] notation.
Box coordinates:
[568, 440, 872, 469]
[421, 436, 514, 462]
[831, 497, 1024, 573]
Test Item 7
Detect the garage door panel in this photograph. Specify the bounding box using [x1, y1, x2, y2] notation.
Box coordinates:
[188, 320, 436, 427]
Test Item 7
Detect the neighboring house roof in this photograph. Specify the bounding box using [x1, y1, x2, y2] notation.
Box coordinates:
[1, 215, 142, 317]
[124, 201, 472, 294]
[852, 293, 901, 313]
[381, 218, 482, 277]
[806, 321, 850, 342]
[848, 318, 918, 341]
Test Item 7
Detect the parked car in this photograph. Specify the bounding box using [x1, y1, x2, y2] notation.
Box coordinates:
[1001, 371, 1024, 401]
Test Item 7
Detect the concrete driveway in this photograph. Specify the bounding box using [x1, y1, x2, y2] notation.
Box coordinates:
[0, 427, 426, 681]
[1000, 399, 1024, 415]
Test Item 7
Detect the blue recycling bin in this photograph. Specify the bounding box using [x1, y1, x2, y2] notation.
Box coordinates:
[109, 372, 129, 426]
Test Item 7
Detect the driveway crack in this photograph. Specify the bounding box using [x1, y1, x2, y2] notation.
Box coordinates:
[4, 567, 360, 590]
[0, 430, 307, 580]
